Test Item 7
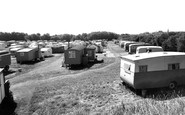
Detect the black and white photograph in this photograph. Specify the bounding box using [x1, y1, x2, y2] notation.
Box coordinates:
[0, 0, 185, 115]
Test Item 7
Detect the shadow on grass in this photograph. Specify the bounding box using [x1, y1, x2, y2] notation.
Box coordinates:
[3, 69, 16, 76]
[18, 59, 45, 65]
[44, 55, 54, 58]
[0, 91, 17, 115]
[146, 85, 185, 100]
[52, 52, 64, 54]
[68, 60, 104, 70]
[121, 82, 185, 100]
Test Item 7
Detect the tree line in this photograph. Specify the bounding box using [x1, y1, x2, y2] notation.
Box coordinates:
[119, 31, 185, 52]
[1, 31, 185, 52]
[0, 31, 118, 42]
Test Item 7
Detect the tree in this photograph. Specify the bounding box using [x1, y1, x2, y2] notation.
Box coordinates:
[41, 33, 51, 40]
[155, 33, 169, 46]
[162, 36, 177, 51]
[87, 31, 118, 41]
[177, 34, 185, 52]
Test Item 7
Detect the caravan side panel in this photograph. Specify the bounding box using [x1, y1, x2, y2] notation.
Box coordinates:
[0, 53, 11, 68]
[134, 55, 185, 89]
[135, 57, 165, 72]
[64, 50, 81, 65]
[134, 69, 185, 89]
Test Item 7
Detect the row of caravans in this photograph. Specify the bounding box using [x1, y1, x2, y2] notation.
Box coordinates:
[63, 44, 98, 68]
[88, 43, 103, 53]
[69, 41, 104, 53]
[6, 40, 104, 57]
[1, 40, 97, 66]
[7, 40, 69, 57]
[119, 40, 163, 54]
[119, 40, 185, 96]
[120, 51, 185, 96]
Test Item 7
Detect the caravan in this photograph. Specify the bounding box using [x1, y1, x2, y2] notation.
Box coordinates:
[41, 48, 52, 57]
[120, 52, 185, 95]
[136, 46, 163, 54]
[128, 43, 151, 54]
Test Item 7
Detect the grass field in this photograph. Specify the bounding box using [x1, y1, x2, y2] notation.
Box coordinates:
[4, 42, 185, 115]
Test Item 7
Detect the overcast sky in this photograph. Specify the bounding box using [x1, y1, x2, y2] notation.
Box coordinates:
[0, 0, 185, 35]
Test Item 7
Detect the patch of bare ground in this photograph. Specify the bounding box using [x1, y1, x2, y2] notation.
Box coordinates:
[10, 56, 115, 85]
[6, 54, 63, 80]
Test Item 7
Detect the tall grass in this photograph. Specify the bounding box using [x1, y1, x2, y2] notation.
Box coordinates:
[107, 87, 185, 115]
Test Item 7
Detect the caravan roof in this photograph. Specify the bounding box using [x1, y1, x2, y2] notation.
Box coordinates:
[137, 46, 162, 49]
[41, 48, 51, 51]
[17, 48, 33, 52]
[10, 47, 21, 51]
[70, 45, 86, 51]
[121, 52, 185, 61]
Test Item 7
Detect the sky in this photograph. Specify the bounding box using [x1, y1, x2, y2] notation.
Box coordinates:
[0, 0, 185, 35]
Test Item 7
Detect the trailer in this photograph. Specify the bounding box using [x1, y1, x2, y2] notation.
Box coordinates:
[16, 47, 44, 63]
[64, 45, 86, 67]
[136, 46, 163, 54]
[128, 43, 151, 54]
[51, 46, 64, 53]
[96, 45, 103, 53]
[125, 42, 138, 52]
[41, 47, 52, 57]
[85, 46, 96, 62]
[120, 52, 185, 96]
[123, 41, 135, 50]
[120, 41, 130, 48]
[0, 50, 11, 72]
[119, 41, 125, 47]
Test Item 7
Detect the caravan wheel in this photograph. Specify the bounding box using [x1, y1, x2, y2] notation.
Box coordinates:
[141, 90, 147, 98]
[169, 81, 177, 89]
[135, 89, 141, 95]
[136, 89, 147, 97]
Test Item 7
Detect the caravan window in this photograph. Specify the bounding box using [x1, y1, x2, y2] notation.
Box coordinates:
[168, 63, 179, 70]
[139, 65, 147, 72]
[69, 51, 76, 58]
[124, 63, 131, 74]
[87, 50, 92, 56]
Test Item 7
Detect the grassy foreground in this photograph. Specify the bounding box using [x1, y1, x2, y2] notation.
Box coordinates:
[26, 58, 120, 115]
[10, 42, 185, 115]
[27, 55, 185, 115]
